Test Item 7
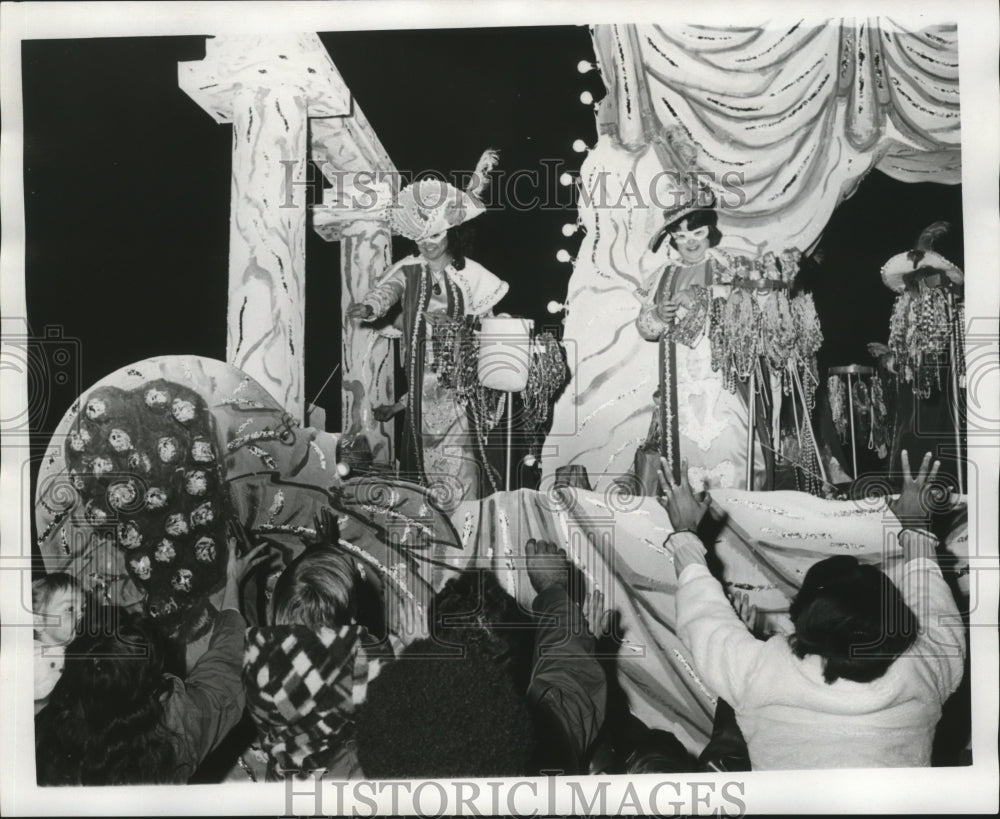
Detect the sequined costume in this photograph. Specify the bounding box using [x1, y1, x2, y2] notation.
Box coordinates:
[637, 252, 770, 491]
[363, 255, 508, 509]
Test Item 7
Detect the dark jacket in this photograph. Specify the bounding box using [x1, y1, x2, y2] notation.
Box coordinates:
[527, 586, 608, 773]
[162, 608, 247, 781]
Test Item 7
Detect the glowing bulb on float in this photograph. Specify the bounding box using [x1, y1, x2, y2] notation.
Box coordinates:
[559, 172, 574, 187]
[561, 223, 578, 237]
[556, 249, 572, 264]
[572, 139, 588, 153]
[547, 300, 566, 313]
[577, 60, 593, 74]
[336, 462, 351, 478]
[524, 454, 538, 468]
[580, 90, 594, 105]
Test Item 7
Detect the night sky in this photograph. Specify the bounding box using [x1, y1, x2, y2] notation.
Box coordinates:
[22, 27, 964, 457]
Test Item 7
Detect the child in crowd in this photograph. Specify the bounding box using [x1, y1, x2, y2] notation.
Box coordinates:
[33, 573, 83, 713]
[35, 533, 268, 785]
[659, 451, 965, 769]
[242, 509, 398, 781]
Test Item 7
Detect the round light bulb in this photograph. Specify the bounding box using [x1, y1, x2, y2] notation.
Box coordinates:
[524, 454, 538, 468]
[336, 462, 351, 478]
[559, 172, 574, 187]
[556, 249, 572, 263]
[547, 300, 563, 313]
[561, 223, 577, 237]
[577, 60, 592, 74]
[572, 139, 588, 153]
[580, 90, 594, 105]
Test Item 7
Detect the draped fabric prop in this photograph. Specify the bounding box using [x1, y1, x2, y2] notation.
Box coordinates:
[35, 356, 460, 636]
[545, 20, 959, 486]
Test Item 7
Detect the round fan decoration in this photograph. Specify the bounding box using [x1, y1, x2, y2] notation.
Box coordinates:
[62, 379, 227, 623]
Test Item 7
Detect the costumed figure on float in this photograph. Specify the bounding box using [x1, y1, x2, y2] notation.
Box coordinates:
[868, 221, 966, 493]
[635, 186, 772, 492]
[346, 151, 509, 509]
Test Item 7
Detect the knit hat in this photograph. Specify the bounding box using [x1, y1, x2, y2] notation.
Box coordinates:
[243, 624, 381, 774]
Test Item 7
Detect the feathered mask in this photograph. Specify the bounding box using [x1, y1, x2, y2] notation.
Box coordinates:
[389, 149, 499, 242]
[880, 221, 963, 293]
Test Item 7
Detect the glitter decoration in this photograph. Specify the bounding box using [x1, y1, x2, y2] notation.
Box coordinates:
[266, 490, 285, 523]
[69, 429, 92, 452]
[144, 388, 169, 409]
[108, 428, 133, 452]
[157, 437, 180, 463]
[165, 514, 189, 537]
[191, 438, 215, 463]
[107, 480, 138, 511]
[130, 556, 153, 581]
[92, 457, 113, 477]
[155, 540, 177, 563]
[85, 398, 107, 421]
[127, 451, 153, 473]
[194, 537, 216, 563]
[190, 502, 215, 528]
[171, 398, 197, 423]
[172, 568, 194, 593]
[185, 470, 209, 497]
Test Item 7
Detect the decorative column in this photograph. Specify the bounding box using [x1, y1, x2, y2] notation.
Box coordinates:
[227, 84, 308, 420]
[313, 170, 398, 465]
[340, 219, 394, 463]
[179, 34, 353, 423]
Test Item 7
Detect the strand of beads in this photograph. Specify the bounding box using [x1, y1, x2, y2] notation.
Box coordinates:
[953, 298, 966, 386]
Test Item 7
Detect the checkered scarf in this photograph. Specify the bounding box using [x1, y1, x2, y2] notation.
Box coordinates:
[243, 624, 378, 774]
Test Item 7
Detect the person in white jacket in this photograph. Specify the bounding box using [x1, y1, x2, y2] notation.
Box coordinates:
[659, 451, 965, 769]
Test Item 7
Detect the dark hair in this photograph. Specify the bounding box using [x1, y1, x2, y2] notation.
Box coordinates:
[271, 547, 358, 630]
[409, 223, 474, 271]
[651, 207, 722, 253]
[35, 607, 180, 785]
[788, 556, 918, 684]
[32, 572, 79, 615]
[429, 567, 534, 691]
[355, 639, 536, 778]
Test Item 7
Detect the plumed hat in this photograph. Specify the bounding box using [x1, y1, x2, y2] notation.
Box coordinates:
[389, 150, 499, 242]
[881, 221, 963, 293]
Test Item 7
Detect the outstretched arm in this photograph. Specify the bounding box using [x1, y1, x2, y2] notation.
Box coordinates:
[659, 459, 765, 706]
[524, 539, 607, 764]
[890, 451, 966, 701]
[346, 264, 407, 321]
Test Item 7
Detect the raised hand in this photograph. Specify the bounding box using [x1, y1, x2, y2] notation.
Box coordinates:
[525, 539, 571, 595]
[311, 507, 340, 548]
[583, 589, 610, 639]
[889, 450, 940, 531]
[223, 521, 273, 613]
[656, 458, 711, 532]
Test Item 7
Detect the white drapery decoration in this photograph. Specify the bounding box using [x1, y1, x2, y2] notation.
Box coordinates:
[544, 20, 960, 486]
[594, 20, 960, 255]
